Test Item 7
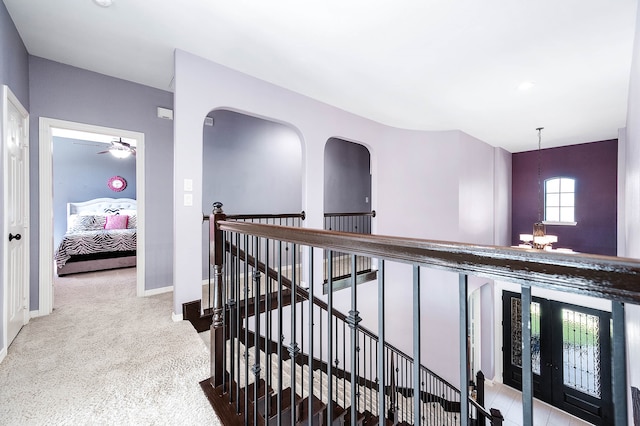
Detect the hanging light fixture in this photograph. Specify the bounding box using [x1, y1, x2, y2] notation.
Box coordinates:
[519, 127, 558, 250]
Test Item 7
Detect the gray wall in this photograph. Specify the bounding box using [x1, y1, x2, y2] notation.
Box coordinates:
[0, 1, 29, 108]
[0, 0, 29, 355]
[29, 56, 174, 308]
[52, 136, 137, 247]
[201, 109, 302, 278]
[324, 138, 371, 213]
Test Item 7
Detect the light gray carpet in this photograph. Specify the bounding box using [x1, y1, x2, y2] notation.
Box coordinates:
[0, 268, 221, 426]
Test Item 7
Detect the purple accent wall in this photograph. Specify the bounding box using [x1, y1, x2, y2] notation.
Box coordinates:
[512, 139, 617, 255]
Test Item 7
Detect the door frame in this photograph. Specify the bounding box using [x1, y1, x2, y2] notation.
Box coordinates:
[502, 290, 613, 425]
[2, 85, 30, 361]
[38, 118, 145, 316]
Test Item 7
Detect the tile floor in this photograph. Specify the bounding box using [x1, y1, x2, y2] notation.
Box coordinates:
[483, 381, 593, 425]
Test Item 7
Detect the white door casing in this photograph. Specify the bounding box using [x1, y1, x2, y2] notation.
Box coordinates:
[38, 118, 145, 316]
[2, 85, 30, 353]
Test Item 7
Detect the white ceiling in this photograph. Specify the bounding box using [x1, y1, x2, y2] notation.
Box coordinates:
[4, 0, 637, 152]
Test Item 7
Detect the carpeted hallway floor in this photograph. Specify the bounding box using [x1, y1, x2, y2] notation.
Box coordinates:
[0, 267, 222, 425]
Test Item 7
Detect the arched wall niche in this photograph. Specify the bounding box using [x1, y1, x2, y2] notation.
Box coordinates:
[323, 137, 373, 215]
[200, 108, 304, 279]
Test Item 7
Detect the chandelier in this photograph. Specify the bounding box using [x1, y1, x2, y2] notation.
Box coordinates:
[519, 127, 558, 250]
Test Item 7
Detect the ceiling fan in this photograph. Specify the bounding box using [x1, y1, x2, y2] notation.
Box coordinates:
[97, 138, 136, 158]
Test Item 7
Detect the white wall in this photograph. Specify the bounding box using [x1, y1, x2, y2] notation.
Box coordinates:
[623, 1, 640, 423]
[173, 50, 506, 385]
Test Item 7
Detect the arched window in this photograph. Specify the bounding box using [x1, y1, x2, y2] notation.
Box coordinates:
[544, 177, 576, 224]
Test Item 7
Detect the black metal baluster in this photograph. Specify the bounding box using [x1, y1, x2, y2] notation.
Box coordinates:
[612, 301, 627, 426]
[327, 250, 334, 423]
[378, 259, 386, 422]
[235, 232, 242, 414]
[459, 274, 470, 426]
[319, 304, 323, 405]
[336, 318, 344, 413]
[413, 265, 421, 425]
[252, 236, 261, 426]
[289, 243, 299, 426]
[521, 284, 532, 426]
[243, 234, 249, 421]
[264, 238, 270, 421]
[221, 230, 228, 394]
[228, 231, 236, 404]
[277, 241, 283, 426]
[308, 246, 315, 424]
[348, 253, 361, 424]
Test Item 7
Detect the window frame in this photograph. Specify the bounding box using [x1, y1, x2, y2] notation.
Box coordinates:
[543, 176, 577, 226]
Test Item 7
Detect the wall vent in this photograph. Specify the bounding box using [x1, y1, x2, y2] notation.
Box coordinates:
[157, 107, 173, 120]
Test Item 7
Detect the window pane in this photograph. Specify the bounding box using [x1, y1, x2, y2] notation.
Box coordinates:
[546, 193, 560, 207]
[560, 207, 574, 222]
[562, 308, 601, 398]
[546, 178, 560, 193]
[510, 298, 541, 375]
[561, 193, 575, 207]
[546, 207, 560, 222]
[561, 178, 575, 192]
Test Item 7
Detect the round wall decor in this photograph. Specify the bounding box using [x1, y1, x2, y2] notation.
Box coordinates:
[108, 175, 127, 192]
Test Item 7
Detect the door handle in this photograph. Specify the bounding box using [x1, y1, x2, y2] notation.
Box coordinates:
[9, 233, 21, 242]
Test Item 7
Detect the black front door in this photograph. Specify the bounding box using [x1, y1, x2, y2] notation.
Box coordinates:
[502, 291, 612, 425]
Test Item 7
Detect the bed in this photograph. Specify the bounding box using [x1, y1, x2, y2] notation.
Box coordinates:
[55, 198, 137, 276]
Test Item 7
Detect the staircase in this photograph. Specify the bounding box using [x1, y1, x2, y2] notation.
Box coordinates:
[201, 338, 462, 425]
[197, 205, 504, 425]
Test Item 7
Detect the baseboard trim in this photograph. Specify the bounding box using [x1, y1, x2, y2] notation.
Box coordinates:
[0, 347, 6, 364]
[30, 310, 44, 319]
[144, 285, 173, 297]
[171, 311, 183, 322]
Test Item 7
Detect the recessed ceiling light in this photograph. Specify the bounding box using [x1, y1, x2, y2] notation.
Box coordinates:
[93, 0, 113, 7]
[518, 81, 536, 91]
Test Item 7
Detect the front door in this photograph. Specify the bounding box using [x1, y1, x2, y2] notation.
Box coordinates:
[502, 290, 612, 425]
[3, 85, 29, 349]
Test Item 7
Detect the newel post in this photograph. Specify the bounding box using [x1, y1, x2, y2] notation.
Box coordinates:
[210, 202, 226, 387]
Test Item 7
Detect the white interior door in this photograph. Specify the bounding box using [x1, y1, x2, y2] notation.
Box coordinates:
[3, 85, 29, 349]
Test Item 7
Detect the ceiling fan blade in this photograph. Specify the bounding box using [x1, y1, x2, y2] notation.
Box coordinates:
[97, 150, 110, 154]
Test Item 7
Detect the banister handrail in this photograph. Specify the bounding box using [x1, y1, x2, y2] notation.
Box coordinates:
[324, 210, 376, 218]
[203, 211, 306, 221]
[216, 220, 640, 304]
[227, 211, 306, 221]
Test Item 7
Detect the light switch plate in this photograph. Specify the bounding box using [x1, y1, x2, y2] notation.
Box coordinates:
[184, 193, 193, 206]
[184, 178, 193, 192]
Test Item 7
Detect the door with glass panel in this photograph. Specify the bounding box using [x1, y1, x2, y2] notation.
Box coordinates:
[502, 291, 612, 425]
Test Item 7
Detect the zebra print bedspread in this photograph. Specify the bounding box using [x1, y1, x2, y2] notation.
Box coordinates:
[54, 229, 137, 269]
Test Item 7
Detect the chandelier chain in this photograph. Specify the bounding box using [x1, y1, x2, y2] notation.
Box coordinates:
[536, 127, 544, 223]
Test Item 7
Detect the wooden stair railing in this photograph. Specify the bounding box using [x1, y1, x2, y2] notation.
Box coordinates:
[199, 208, 494, 425]
[197, 204, 640, 425]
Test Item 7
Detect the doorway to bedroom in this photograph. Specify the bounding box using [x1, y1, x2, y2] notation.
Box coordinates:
[39, 118, 145, 315]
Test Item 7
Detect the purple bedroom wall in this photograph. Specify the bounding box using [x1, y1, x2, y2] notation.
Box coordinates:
[28, 56, 174, 305]
[512, 139, 618, 256]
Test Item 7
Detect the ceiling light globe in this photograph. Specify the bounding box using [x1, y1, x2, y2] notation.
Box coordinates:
[93, 0, 113, 8]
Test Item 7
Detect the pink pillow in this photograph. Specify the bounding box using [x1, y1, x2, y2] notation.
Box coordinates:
[104, 214, 129, 230]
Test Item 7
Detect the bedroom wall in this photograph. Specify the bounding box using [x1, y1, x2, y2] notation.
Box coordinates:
[28, 57, 174, 308]
[52, 136, 137, 247]
[512, 139, 618, 255]
[201, 108, 302, 278]
[0, 1, 29, 358]
[324, 138, 371, 214]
